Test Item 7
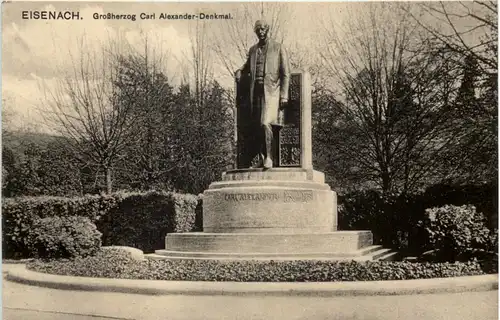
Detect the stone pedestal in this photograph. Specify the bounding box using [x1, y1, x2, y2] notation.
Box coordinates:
[203, 169, 336, 233]
[150, 169, 395, 261]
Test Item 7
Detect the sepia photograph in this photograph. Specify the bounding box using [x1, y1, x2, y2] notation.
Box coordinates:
[1, 1, 498, 319]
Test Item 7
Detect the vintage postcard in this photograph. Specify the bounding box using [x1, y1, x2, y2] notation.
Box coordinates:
[2, 1, 498, 320]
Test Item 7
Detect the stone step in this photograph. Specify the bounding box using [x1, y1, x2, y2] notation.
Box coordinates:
[146, 254, 380, 261]
[350, 248, 395, 261]
[376, 251, 399, 261]
[149, 245, 385, 261]
[165, 231, 373, 254]
[221, 168, 325, 183]
[209, 180, 331, 191]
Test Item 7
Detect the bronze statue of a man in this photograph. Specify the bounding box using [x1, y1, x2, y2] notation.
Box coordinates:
[235, 20, 291, 169]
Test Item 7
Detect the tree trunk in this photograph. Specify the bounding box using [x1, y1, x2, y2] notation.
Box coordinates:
[105, 166, 112, 194]
[381, 171, 391, 195]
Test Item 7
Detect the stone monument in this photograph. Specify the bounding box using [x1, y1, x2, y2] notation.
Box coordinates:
[149, 21, 395, 261]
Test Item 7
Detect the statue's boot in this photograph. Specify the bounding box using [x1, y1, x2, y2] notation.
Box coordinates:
[263, 157, 273, 169]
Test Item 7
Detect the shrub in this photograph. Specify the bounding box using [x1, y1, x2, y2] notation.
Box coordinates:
[170, 192, 199, 232]
[2, 194, 116, 222]
[2, 191, 199, 258]
[2, 198, 37, 259]
[337, 184, 497, 257]
[27, 216, 102, 259]
[2, 195, 117, 259]
[338, 190, 426, 255]
[422, 183, 497, 230]
[27, 250, 490, 281]
[338, 190, 384, 230]
[101, 191, 199, 253]
[420, 205, 493, 262]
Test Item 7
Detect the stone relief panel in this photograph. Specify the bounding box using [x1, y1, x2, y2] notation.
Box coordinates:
[279, 73, 302, 167]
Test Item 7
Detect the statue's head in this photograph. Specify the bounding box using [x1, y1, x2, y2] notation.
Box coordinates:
[254, 20, 269, 41]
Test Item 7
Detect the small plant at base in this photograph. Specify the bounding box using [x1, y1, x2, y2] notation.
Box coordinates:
[27, 216, 102, 259]
[420, 205, 492, 262]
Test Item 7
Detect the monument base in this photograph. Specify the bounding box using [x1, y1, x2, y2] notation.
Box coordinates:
[147, 169, 396, 261]
[149, 231, 396, 261]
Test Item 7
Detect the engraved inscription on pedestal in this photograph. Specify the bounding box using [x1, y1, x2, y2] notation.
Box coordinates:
[220, 190, 314, 203]
[279, 73, 302, 167]
[284, 190, 313, 202]
[224, 193, 280, 201]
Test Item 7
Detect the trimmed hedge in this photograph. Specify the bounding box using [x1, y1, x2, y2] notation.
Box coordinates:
[338, 190, 425, 254]
[338, 183, 498, 257]
[27, 248, 491, 282]
[2, 191, 199, 258]
[28, 216, 101, 259]
[99, 192, 198, 253]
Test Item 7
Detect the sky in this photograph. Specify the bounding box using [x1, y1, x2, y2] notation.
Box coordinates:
[1, 1, 493, 132]
[2, 2, 338, 131]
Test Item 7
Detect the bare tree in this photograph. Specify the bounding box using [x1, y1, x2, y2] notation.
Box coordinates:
[211, 3, 293, 78]
[188, 21, 214, 109]
[317, 2, 463, 194]
[41, 39, 141, 194]
[168, 21, 235, 193]
[409, 1, 497, 75]
[111, 36, 180, 190]
[407, 2, 498, 184]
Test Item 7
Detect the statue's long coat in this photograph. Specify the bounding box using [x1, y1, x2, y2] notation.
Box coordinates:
[240, 39, 291, 125]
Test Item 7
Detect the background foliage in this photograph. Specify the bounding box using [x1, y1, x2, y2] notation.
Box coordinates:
[2, 191, 199, 258]
[338, 183, 497, 257]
